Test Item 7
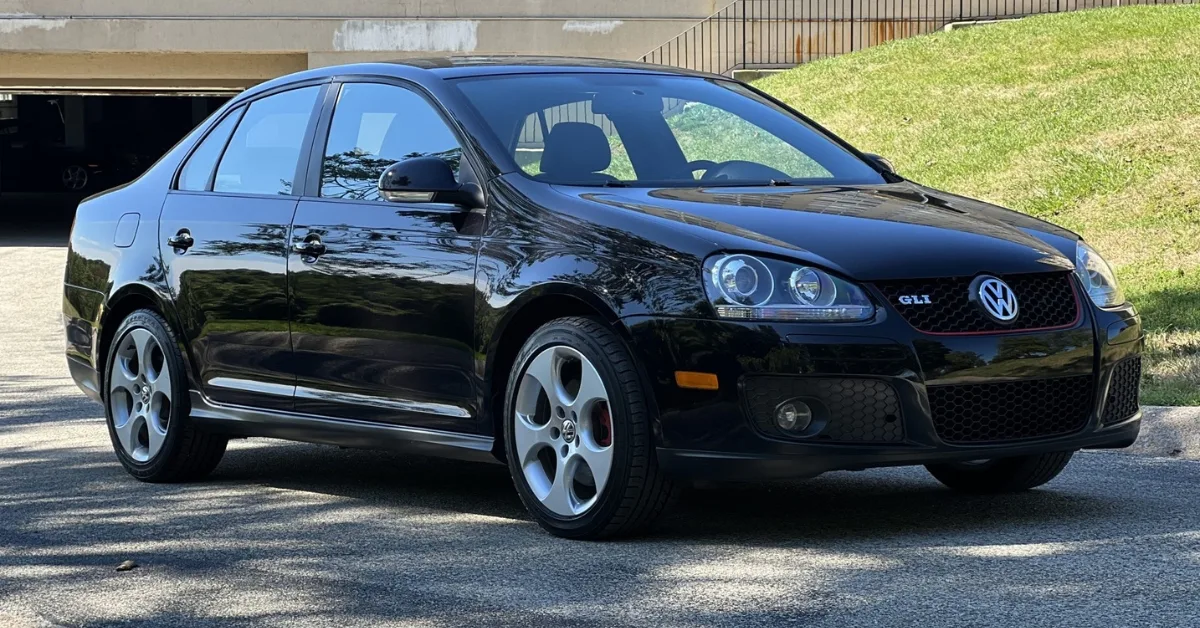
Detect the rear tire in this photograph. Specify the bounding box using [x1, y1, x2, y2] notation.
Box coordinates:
[925, 451, 1075, 493]
[504, 317, 679, 539]
[103, 309, 228, 482]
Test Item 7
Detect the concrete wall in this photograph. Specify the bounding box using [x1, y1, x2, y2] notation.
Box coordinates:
[0, 0, 1164, 91]
[646, 0, 1163, 73]
[0, 1, 724, 90]
[0, 1, 722, 18]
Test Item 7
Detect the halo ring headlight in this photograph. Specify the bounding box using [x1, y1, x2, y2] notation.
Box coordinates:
[788, 267, 837, 306]
[704, 254, 874, 322]
[1074, 241, 1125, 308]
[711, 254, 774, 306]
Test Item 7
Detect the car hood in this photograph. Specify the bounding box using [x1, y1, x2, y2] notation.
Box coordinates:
[568, 183, 1078, 281]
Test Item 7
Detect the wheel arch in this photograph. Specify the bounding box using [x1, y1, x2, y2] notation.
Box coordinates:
[96, 283, 178, 390]
[483, 283, 651, 460]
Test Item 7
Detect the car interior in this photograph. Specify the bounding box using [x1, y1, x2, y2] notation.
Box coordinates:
[453, 74, 876, 187]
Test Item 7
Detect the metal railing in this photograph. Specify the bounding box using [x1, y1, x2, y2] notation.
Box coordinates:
[640, 0, 1197, 75]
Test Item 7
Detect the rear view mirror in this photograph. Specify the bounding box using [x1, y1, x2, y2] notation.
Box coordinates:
[378, 157, 484, 209]
[591, 88, 664, 116]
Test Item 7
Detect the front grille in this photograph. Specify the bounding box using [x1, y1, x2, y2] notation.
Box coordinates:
[927, 375, 1093, 444]
[874, 272, 1079, 334]
[1102, 358, 1142, 425]
[743, 376, 904, 443]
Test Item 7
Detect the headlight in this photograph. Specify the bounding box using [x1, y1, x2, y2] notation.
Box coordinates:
[705, 254, 875, 322]
[1074, 241, 1124, 308]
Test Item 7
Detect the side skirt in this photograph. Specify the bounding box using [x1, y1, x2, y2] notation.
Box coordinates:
[188, 391, 500, 465]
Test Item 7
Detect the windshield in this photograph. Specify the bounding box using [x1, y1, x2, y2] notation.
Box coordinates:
[452, 73, 886, 187]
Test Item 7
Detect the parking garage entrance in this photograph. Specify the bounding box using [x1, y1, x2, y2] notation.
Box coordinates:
[0, 91, 233, 243]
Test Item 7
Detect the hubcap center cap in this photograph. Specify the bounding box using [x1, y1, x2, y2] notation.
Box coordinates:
[139, 386, 150, 404]
[561, 419, 577, 442]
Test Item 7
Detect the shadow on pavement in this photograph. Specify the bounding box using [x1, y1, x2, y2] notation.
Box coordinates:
[3, 371, 1199, 625]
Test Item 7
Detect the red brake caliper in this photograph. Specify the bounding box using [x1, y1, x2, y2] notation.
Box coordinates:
[595, 402, 613, 447]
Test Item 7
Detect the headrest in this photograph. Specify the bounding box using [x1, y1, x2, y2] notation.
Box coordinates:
[540, 122, 612, 177]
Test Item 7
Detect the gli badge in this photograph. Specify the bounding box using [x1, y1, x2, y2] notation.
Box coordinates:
[898, 294, 932, 305]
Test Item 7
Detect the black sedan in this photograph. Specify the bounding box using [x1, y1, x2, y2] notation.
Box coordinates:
[62, 57, 1142, 539]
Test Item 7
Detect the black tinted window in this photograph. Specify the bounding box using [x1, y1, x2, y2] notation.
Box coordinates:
[321, 83, 462, 202]
[178, 109, 241, 191]
[214, 86, 320, 196]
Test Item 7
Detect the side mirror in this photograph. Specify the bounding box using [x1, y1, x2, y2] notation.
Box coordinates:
[863, 153, 896, 175]
[378, 156, 485, 209]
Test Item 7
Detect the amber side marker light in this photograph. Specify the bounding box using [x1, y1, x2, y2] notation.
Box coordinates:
[675, 371, 719, 391]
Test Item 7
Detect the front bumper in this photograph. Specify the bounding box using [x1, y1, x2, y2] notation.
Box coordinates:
[623, 301, 1143, 481]
[657, 417, 1140, 481]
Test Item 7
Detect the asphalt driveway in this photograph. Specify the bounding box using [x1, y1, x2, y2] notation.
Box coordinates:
[2, 245, 1199, 627]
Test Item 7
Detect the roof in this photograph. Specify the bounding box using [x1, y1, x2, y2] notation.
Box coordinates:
[385, 56, 727, 80]
[238, 56, 729, 102]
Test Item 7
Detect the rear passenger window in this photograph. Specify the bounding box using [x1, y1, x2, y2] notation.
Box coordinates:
[320, 83, 463, 202]
[178, 108, 241, 191]
[214, 86, 320, 196]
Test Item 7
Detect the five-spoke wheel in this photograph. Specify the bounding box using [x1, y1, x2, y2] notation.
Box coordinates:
[109, 327, 172, 463]
[505, 317, 678, 539]
[513, 345, 615, 517]
[104, 309, 228, 482]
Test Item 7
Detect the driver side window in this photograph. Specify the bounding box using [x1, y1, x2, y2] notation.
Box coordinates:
[665, 102, 832, 179]
[320, 82, 463, 203]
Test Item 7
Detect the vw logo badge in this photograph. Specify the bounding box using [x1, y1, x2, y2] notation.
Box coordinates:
[971, 276, 1019, 323]
[561, 419, 577, 443]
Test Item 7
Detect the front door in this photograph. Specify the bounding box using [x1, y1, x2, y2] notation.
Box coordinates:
[288, 81, 483, 431]
[161, 85, 323, 410]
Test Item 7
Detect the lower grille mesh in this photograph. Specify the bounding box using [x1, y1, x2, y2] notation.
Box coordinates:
[743, 376, 904, 443]
[928, 376, 1093, 444]
[1102, 358, 1142, 425]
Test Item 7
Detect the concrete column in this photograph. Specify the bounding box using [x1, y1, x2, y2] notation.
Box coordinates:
[62, 95, 85, 148]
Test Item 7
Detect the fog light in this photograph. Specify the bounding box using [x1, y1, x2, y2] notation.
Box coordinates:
[775, 401, 813, 432]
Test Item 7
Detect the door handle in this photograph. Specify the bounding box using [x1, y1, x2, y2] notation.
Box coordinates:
[293, 238, 327, 259]
[167, 230, 194, 252]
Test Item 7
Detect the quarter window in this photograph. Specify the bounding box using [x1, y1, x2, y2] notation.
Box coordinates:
[213, 86, 320, 196]
[320, 83, 463, 202]
[177, 108, 242, 191]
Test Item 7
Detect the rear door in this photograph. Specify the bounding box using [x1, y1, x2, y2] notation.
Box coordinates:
[287, 80, 484, 431]
[161, 83, 325, 410]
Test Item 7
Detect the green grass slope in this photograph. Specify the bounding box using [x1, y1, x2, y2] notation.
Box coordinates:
[757, 4, 1200, 405]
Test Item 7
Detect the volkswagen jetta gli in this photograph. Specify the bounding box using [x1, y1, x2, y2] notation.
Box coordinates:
[63, 57, 1143, 539]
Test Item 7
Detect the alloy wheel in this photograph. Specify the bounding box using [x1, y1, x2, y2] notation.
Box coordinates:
[108, 328, 172, 463]
[513, 345, 615, 517]
[62, 165, 89, 191]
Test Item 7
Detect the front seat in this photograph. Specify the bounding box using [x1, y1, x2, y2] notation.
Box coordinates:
[537, 122, 617, 184]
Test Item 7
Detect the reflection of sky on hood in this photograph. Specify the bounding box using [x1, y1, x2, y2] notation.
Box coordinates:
[581, 192, 804, 253]
[638, 184, 1070, 260]
[645, 186, 1062, 258]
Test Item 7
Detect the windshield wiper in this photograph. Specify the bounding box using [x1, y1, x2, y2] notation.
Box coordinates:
[603, 180, 630, 188]
[768, 179, 796, 186]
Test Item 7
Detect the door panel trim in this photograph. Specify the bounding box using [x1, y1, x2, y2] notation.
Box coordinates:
[294, 386, 472, 418]
[207, 377, 297, 398]
[188, 391, 497, 464]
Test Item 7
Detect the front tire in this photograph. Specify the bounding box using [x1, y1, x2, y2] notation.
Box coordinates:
[925, 451, 1076, 493]
[103, 309, 227, 482]
[504, 317, 678, 539]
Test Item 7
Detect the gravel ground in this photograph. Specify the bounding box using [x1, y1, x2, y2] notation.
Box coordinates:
[2, 244, 1199, 627]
